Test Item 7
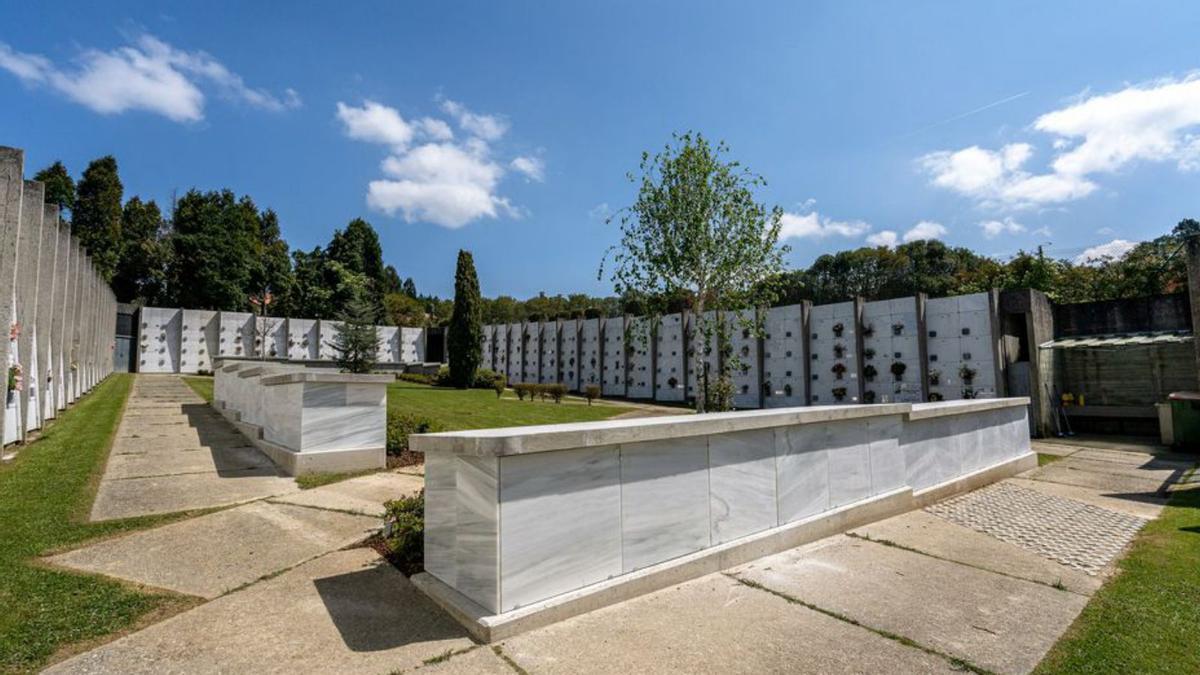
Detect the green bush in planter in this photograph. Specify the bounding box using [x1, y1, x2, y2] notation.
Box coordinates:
[386, 413, 444, 456]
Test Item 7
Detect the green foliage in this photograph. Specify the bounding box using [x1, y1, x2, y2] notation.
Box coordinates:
[397, 372, 435, 385]
[33, 160, 75, 213]
[111, 197, 169, 304]
[386, 412, 444, 455]
[329, 298, 379, 373]
[72, 155, 123, 280]
[546, 383, 567, 403]
[326, 217, 387, 314]
[448, 250, 483, 388]
[384, 291, 428, 327]
[388, 380, 624, 432]
[603, 132, 788, 412]
[584, 384, 601, 404]
[381, 491, 425, 575]
[492, 374, 507, 398]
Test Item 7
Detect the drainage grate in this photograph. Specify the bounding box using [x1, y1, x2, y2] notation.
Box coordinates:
[926, 482, 1147, 575]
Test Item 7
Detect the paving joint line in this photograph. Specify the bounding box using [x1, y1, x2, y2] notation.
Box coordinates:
[725, 573, 997, 675]
[843, 531, 1089, 597]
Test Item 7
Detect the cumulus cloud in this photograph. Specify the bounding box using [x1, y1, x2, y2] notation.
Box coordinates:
[338, 97, 537, 228]
[867, 221, 947, 248]
[979, 217, 1027, 239]
[0, 34, 298, 122]
[920, 73, 1200, 208]
[778, 211, 871, 240]
[1075, 239, 1136, 265]
[510, 155, 545, 182]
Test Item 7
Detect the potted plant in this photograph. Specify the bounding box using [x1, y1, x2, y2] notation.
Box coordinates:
[890, 361, 907, 381]
[959, 365, 977, 385]
[891, 322, 904, 336]
[831, 362, 847, 380]
[832, 322, 844, 337]
[833, 343, 846, 358]
[863, 364, 878, 381]
[928, 369, 941, 386]
[832, 386, 847, 401]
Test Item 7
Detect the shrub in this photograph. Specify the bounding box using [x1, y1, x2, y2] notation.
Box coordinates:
[381, 491, 424, 575]
[386, 413, 444, 456]
[433, 364, 453, 386]
[492, 375, 506, 398]
[546, 383, 567, 403]
[473, 368, 502, 389]
[584, 384, 601, 405]
[705, 374, 734, 412]
[397, 372, 434, 385]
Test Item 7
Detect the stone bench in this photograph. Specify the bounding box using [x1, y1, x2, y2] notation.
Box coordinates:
[212, 361, 390, 475]
[410, 397, 1033, 641]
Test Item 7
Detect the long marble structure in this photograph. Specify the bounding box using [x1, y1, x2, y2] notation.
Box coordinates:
[0, 146, 117, 447]
[412, 396, 1033, 641]
[477, 291, 1006, 409]
[212, 360, 390, 474]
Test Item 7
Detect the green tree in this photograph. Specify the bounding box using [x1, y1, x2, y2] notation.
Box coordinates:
[249, 209, 293, 311]
[402, 277, 418, 297]
[448, 250, 483, 388]
[384, 292, 427, 327]
[33, 161, 75, 214]
[72, 156, 123, 280]
[382, 264, 403, 294]
[111, 197, 168, 304]
[329, 296, 379, 373]
[603, 132, 788, 412]
[166, 190, 267, 310]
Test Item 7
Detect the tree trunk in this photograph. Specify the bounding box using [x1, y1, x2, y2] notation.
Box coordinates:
[693, 296, 706, 413]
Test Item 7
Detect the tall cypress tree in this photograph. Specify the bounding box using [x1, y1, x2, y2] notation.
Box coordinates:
[73, 156, 124, 280]
[447, 249, 482, 388]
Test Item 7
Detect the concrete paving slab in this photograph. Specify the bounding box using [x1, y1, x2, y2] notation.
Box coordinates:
[850, 508, 1102, 595]
[1049, 456, 1186, 483]
[49, 501, 378, 598]
[1029, 462, 1170, 496]
[271, 472, 425, 516]
[1069, 448, 1196, 470]
[499, 572, 959, 674]
[1006, 476, 1166, 519]
[1031, 441, 1078, 457]
[413, 646, 514, 674]
[90, 471, 300, 521]
[733, 535, 1089, 675]
[44, 549, 474, 675]
[102, 445, 273, 479]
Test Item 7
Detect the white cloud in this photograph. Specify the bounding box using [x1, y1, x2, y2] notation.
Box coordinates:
[338, 97, 533, 228]
[864, 221, 947, 248]
[440, 97, 509, 141]
[979, 217, 1027, 239]
[588, 202, 611, 220]
[919, 73, 1200, 208]
[778, 211, 871, 239]
[510, 155, 545, 182]
[0, 35, 298, 122]
[1075, 239, 1137, 265]
[866, 230, 898, 247]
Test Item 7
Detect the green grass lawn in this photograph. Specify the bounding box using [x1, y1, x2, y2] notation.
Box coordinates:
[388, 380, 630, 430]
[1035, 485, 1200, 674]
[0, 375, 198, 673]
[181, 375, 213, 403]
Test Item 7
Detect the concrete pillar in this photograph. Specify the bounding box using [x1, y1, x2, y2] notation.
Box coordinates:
[15, 181, 43, 439]
[51, 219, 69, 413]
[65, 242, 81, 403]
[800, 301, 813, 406]
[852, 297, 866, 403]
[916, 293, 930, 403]
[1187, 236, 1200, 391]
[0, 148, 23, 442]
[36, 205, 59, 422]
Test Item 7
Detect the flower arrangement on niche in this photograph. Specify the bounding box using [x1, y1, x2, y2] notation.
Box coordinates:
[831, 362, 847, 380]
[959, 365, 977, 385]
[929, 369, 941, 386]
[863, 364, 878, 381]
[928, 392, 945, 402]
[862, 323, 874, 337]
[833, 343, 846, 358]
[9, 322, 20, 341]
[831, 386, 847, 401]
[864, 347, 875, 360]
[783, 383, 793, 397]
[890, 361, 907, 381]
[863, 390, 877, 404]
[832, 322, 845, 337]
[891, 322, 904, 336]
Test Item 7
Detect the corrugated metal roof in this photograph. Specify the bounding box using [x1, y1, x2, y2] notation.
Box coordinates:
[1039, 330, 1193, 350]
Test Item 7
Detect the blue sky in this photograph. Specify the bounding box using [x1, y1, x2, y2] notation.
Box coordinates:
[2, 2, 1199, 298]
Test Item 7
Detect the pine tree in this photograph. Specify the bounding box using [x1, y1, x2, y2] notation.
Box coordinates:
[447, 250, 482, 388]
[329, 296, 379, 373]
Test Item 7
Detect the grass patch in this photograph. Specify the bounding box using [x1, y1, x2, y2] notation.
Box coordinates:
[1035, 485, 1200, 674]
[294, 469, 377, 490]
[0, 375, 200, 673]
[181, 375, 213, 404]
[387, 380, 628, 431]
[1037, 453, 1065, 466]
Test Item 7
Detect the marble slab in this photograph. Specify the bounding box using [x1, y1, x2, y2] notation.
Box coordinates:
[776, 424, 830, 523]
[619, 438, 711, 572]
[499, 446, 621, 611]
[709, 429, 777, 543]
[455, 455, 500, 612]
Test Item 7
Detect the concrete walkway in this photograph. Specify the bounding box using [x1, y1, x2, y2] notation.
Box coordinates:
[47, 434, 1192, 674]
[90, 375, 300, 520]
